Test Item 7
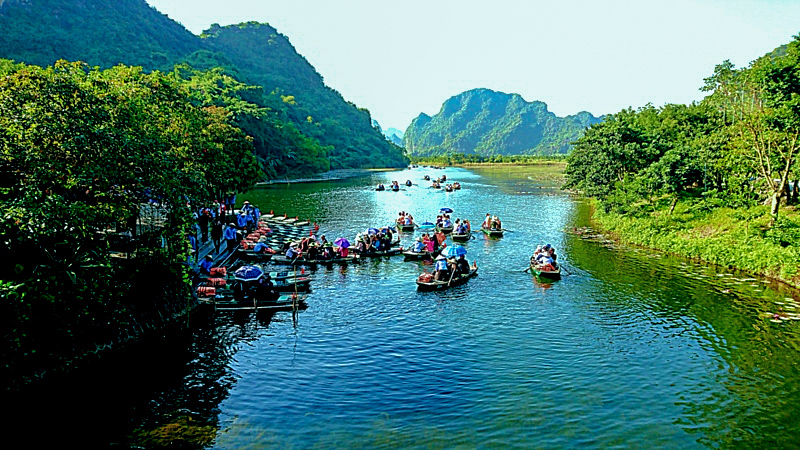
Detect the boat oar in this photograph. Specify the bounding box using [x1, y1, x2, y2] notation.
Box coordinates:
[447, 264, 457, 286]
[522, 266, 531, 273]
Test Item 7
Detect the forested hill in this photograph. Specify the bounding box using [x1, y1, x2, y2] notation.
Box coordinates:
[403, 88, 601, 156]
[0, 0, 202, 70]
[0, 0, 407, 176]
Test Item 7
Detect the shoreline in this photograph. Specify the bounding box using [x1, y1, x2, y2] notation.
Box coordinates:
[582, 199, 800, 293]
[257, 168, 402, 185]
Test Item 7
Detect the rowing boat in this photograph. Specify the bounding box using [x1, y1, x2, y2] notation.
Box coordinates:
[416, 268, 478, 291]
[201, 293, 307, 311]
[450, 232, 471, 242]
[531, 264, 561, 280]
[480, 227, 504, 238]
[436, 225, 454, 234]
[353, 248, 404, 258]
[398, 223, 416, 232]
[236, 250, 274, 262]
[403, 249, 434, 261]
[271, 255, 359, 266]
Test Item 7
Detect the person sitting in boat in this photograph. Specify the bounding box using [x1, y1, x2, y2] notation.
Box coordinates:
[285, 243, 301, 259]
[252, 241, 274, 254]
[456, 221, 468, 235]
[482, 213, 491, 229]
[405, 180, 412, 186]
[434, 255, 450, 281]
[320, 244, 334, 260]
[442, 217, 452, 228]
[412, 237, 426, 253]
[199, 254, 214, 275]
[455, 254, 470, 275]
[376, 183, 385, 191]
[491, 216, 502, 230]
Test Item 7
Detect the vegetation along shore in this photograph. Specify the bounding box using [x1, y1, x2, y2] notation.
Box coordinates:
[565, 36, 800, 290]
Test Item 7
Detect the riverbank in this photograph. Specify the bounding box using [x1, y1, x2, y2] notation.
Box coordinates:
[257, 168, 401, 185]
[586, 198, 800, 291]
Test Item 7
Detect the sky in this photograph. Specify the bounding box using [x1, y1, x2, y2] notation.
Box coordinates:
[145, 0, 800, 132]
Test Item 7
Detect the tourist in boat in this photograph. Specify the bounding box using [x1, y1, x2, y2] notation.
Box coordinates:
[285, 243, 301, 259]
[491, 216, 502, 230]
[256, 275, 279, 301]
[199, 255, 214, 275]
[423, 234, 435, 253]
[412, 237, 426, 253]
[252, 241, 274, 254]
[455, 254, 470, 275]
[405, 180, 412, 186]
[455, 220, 468, 235]
[376, 183, 385, 191]
[434, 255, 450, 281]
[482, 213, 491, 229]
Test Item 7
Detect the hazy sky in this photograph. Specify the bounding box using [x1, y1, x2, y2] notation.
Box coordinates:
[145, 0, 800, 131]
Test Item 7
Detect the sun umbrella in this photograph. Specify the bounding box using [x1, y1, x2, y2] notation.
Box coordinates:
[440, 207, 453, 213]
[233, 265, 264, 281]
[442, 245, 467, 258]
[334, 237, 350, 248]
[367, 227, 380, 235]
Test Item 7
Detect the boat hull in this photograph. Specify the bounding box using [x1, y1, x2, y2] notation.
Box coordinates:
[531, 265, 561, 280]
[481, 228, 504, 238]
[416, 269, 478, 291]
[450, 233, 471, 242]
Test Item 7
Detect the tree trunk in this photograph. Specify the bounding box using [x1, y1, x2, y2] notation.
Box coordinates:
[669, 196, 678, 215]
[770, 191, 782, 226]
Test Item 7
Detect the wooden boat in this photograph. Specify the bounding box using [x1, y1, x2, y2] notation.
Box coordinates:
[236, 249, 274, 262]
[271, 254, 358, 266]
[450, 232, 471, 242]
[398, 222, 416, 232]
[436, 225, 454, 234]
[391, 185, 400, 191]
[416, 268, 478, 291]
[201, 292, 307, 311]
[453, 182, 461, 190]
[405, 180, 413, 187]
[376, 185, 385, 191]
[353, 248, 404, 258]
[403, 249, 433, 261]
[481, 227, 504, 238]
[531, 264, 561, 280]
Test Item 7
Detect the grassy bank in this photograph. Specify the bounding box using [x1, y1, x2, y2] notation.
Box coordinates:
[591, 199, 800, 289]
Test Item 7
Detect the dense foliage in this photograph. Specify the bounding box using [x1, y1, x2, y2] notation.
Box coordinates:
[0, 0, 407, 178]
[565, 35, 800, 284]
[0, 60, 261, 389]
[565, 36, 800, 222]
[410, 153, 567, 166]
[404, 88, 601, 156]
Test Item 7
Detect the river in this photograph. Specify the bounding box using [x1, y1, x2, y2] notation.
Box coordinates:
[11, 166, 800, 448]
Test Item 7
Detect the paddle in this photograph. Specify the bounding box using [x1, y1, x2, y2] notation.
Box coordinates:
[522, 266, 531, 273]
[447, 264, 457, 286]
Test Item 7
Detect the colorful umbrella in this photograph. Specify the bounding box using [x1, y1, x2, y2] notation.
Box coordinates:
[233, 265, 264, 281]
[367, 227, 380, 235]
[442, 245, 467, 257]
[440, 207, 453, 213]
[334, 237, 350, 248]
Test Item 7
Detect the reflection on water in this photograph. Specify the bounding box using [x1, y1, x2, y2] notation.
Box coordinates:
[9, 166, 800, 448]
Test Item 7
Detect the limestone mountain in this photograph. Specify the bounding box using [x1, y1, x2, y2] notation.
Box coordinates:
[404, 88, 601, 156]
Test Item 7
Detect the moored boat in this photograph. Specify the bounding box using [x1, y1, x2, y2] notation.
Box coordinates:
[201, 292, 307, 311]
[271, 254, 359, 266]
[416, 268, 478, 291]
[354, 248, 404, 258]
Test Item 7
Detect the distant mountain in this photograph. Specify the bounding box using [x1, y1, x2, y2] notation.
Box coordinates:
[372, 121, 404, 147]
[0, 0, 407, 174]
[385, 128, 404, 139]
[404, 88, 601, 156]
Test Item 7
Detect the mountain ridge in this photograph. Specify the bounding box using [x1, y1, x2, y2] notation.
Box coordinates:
[404, 88, 601, 156]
